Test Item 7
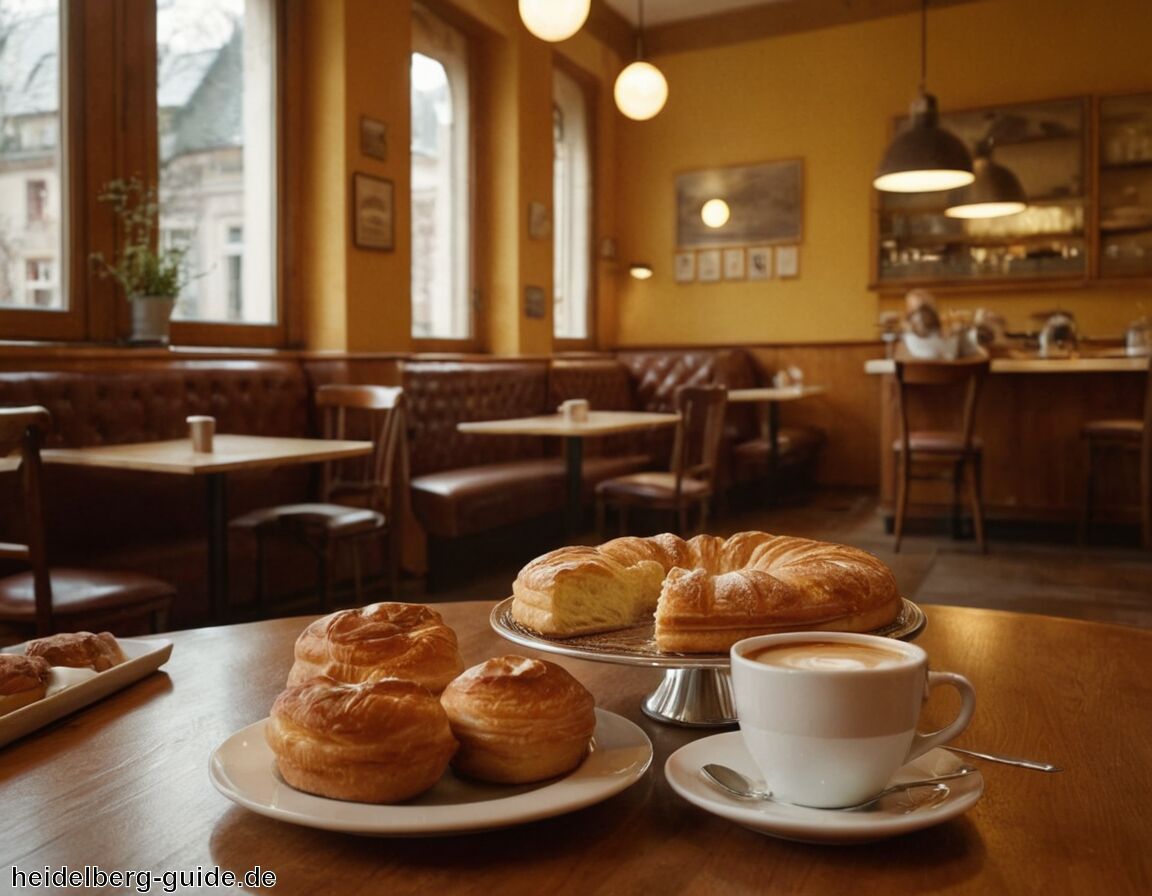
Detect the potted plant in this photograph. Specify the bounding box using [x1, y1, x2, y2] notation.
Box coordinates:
[89, 176, 195, 345]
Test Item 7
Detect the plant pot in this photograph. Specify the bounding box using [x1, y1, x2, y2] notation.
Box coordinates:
[129, 296, 176, 345]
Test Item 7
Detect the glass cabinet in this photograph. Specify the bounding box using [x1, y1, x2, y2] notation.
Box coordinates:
[1098, 92, 1152, 278]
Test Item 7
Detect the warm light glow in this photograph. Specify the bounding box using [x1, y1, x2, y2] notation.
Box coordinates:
[518, 0, 590, 42]
[629, 263, 654, 280]
[945, 200, 1027, 219]
[872, 168, 975, 193]
[613, 61, 668, 121]
[701, 198, 730, 228]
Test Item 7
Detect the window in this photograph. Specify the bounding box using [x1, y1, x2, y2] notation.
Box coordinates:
[159, 0, 276, 325]
[552, 67, 592, 341]
[0, 1, 63, 312]
[411, 6, 471, 341]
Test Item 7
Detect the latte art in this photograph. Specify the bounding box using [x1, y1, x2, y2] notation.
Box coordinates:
[748, 640, 905, 671]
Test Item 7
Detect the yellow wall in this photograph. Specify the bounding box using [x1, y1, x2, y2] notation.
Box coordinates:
[614, 0, 1152, 346]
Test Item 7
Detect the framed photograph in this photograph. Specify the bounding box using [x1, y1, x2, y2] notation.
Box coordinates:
[697, 249, 721, 283]
[352, 173, 394, 251]
[528, 201, 551, 240]
[776, 245, 799, 278]
[676, 159, 804, 248]
[723, 248, 746, 280]
[524, 285, 546, 319]
[360, 116, 388, 161]
[674, 251, 696, 283]
[747, 246, 772, 280]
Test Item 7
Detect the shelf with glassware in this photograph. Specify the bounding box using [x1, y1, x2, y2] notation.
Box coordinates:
[1098, 92, 1152, 278]
[870, 95, 1125, 290]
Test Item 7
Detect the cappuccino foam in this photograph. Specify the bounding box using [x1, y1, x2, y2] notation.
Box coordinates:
[747, 640, 905, 671]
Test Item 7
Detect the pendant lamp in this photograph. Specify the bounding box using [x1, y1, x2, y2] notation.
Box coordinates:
[614, 0, 668, 121]
[518, 0, 590, 43]
[873, 0, 973, 193]
[944, 139, 1027, 218]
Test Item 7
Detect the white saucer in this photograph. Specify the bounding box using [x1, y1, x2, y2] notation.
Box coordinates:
[665, 733, 983, 844]
[210, 707, 652, 836]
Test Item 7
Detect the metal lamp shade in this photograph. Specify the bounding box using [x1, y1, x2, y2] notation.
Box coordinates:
[874, 93, 974, 193]
[945, 154, 1027, 218]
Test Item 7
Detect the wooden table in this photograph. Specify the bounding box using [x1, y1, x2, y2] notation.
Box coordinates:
[727, 385, 827, 492]
[2, 602, 1148, 895]
[458, 410, 680, 531]
[44, 434, 372, 621]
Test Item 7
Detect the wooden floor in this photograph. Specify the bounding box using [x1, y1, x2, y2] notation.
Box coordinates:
[420, 488, 1152, 631]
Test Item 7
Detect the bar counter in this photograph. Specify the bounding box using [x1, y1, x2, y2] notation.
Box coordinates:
[2, 601, 1150, 894]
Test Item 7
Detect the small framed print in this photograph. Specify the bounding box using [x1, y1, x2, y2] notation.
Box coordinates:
[747, 246, 772, 280]
[776, 245, 799, 278]
[353, 173, 394, 251]
[524, 285, 546, 319]
[723, 248, 746, 280]
[528, 201, 551, 240]
[697, 249, 721, 283]
[674, 251, 696, 283]
[360, 116, 388, 161]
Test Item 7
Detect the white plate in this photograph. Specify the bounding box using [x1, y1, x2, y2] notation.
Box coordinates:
[0, 638, 174, 748]
[665, 733, 983, 844]
[210, 707, 653, 836]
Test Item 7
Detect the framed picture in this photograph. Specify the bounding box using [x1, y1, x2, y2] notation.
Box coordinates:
[697, 249, 721, 283]
[674, 251, 696, 283]
[747, 246, 772, 280]
[776, 245, 799, 278]
[723, 248, 746, 280]
[360, 116, 388, 160]
[353, 173, 394, 251]
[676, 159, 804, 248]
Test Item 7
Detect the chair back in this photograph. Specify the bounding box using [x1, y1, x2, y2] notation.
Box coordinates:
[893, 357, 990, 456]
[315, 384, 407, 516]
[0, 406, 54, 633]
[670, 386, 728, 492]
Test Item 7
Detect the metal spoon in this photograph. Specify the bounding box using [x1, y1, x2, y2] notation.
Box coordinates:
[946, 746, 1063, 772]
[701, 763, 979, 811]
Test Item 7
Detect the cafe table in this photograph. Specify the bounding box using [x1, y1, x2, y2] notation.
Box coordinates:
[727, 384, 827, 492]
[43, 434, 372, 622]
[458, 410, 680, 531]
[1, 601, 1148, 895]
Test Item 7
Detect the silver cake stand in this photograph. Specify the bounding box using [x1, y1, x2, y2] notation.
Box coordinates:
[490, 598, 926, 728]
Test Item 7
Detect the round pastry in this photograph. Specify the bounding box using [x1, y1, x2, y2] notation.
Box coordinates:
[511, 531, 902, 653]
[24, 631, 127, 671]
[266, 675, 458, 803]
[287, 602, 463, 693]
[440, 655, 596, 784]
[0, 654, 51, 715]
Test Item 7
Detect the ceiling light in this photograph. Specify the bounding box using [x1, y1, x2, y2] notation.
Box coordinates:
[518, 0, 590, 42]
[629, 262, 654, 280]
[614, 0, 667, 121]
[873, 0, 973, 193]
[945, 141, 1027, 218]
[701, 199, 730, 228]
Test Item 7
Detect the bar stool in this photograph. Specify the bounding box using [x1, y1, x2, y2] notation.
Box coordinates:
[1080, 354, 1151, 550]
[892, 357, 990, 553]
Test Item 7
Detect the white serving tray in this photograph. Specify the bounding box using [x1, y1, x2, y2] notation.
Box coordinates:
[0, 637, 173, 748]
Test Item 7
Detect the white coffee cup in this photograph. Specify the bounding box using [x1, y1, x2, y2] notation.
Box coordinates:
[730, 631, 976, 809]
[558, 398, 590, 423]
[187, 415, 215, 453]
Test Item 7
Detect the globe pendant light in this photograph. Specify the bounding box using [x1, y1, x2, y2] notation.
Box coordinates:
[518, 0, 590, 43]
[945, 139, 1027, 218]
[614, 0, 668, 121]
[873, 0, 973, 193]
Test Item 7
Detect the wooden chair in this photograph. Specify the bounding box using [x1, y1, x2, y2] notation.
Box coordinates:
[1080, 353, 1151, 550]
[230, 384, 406, 611]
[595, 385, 728, 537]
[0, 406, 175, 637]
[892, 358, 990, 553]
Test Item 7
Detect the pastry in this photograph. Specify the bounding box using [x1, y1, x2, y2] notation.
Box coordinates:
[0, 654, 51, 715]
[266, 675, 458, 803]
[511, 531, 902, 653]
[288, 602, 464, 693]
[24, 631, 127, 671]
[440, 655, 596, 784]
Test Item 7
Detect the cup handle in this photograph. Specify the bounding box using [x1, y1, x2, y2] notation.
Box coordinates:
[905, 670, 976, 763]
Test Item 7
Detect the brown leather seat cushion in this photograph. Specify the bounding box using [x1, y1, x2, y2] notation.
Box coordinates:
[893, 431, 985, 454]
[595, 471, 711, 504]
[231, 503, 384, 537]
[1081, 418, 1143, 441]
[0, 569, 175, 619]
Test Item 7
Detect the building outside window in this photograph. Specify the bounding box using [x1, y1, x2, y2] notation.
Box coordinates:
[411, 4, 471, 341]
[552, 66, 591, 341]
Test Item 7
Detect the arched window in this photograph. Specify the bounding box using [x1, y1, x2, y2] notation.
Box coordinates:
[411, 5, 471, 341]
[553, 66, 591, 341]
